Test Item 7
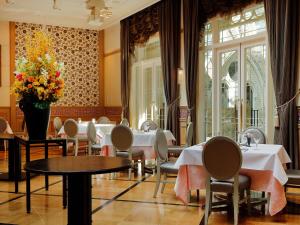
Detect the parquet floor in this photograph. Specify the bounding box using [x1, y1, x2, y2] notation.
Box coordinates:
[0, 146, 299, 225]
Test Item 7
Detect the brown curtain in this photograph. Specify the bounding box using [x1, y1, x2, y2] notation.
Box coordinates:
[183, 0, 201, 144]
[158, 0, 181, 142]
[120, 19, 130, 119]
[128, 3, 160, 55]
[264, 0, 300, 169]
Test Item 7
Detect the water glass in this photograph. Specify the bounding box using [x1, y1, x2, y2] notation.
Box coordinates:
[254, 137, 260, 149]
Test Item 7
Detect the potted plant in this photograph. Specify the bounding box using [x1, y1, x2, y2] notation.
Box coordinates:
[12, 31, 64, 140]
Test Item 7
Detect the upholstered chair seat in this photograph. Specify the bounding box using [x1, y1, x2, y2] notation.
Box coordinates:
[211, 175, 251, 193]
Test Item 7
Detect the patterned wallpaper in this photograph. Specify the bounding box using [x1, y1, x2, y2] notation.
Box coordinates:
[15, 22, 100, 106]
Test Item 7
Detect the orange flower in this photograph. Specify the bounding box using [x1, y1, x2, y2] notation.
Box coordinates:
[28, 84, 33, 88]
[27, 76, 34, 82]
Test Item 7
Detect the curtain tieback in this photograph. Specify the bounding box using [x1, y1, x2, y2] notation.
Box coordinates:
[274, 89, 300, 128]
[167, 96, 181, 110]
[187, 107, 194, 123]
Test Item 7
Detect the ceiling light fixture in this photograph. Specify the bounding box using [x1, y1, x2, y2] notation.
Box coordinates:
[5, 0, 15, 4]
[53, 0, 61, 10]
[86, 0, 112, 26]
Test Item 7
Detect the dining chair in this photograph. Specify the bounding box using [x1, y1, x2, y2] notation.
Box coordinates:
[202, 136, 251, 225]
[53, 117, 62, 137]
[153, 129, 178, 198]
[111, 125, 145, 179]
[284, 169, 300, 213]
[87, 121, 102, 155]
[168, 122, 193, 157]
[120, 118, 129, 127]
[97, 116, 110, 124]
[64, 119, 79, 156]
[0, 117, 8, 158]
[286, 170, 300, 187]
[140, 120, 158, 131]
[241, 127, 266, 144]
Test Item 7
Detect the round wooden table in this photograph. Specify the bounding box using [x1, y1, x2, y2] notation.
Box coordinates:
[24, 156, 131, 225]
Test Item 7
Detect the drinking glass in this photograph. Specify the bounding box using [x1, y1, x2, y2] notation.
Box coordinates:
[253, 136, 260, 149]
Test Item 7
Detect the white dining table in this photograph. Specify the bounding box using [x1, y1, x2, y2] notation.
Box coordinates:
[174, 143, 291, 216]
[58, 122, 115, 139]
[99, 130, 175, 159]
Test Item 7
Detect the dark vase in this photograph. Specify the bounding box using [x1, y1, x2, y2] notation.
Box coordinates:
[19, 99, 50, 140]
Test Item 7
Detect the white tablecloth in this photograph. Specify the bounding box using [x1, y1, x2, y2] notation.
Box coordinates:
[58, 122, 115, 138]
[99, 130, 175, 147]
[175, 144, 291, 185]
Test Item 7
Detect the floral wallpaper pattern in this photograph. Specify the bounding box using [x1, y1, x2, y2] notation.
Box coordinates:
[15, 22, 100, 106]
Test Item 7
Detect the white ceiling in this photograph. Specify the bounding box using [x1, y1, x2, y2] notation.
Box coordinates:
[0, 0, 160, 30]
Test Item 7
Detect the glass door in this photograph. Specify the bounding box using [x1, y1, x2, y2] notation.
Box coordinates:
[217, 48, 241, 140]
[243, 44, 267, 132]
[216, 43, 267, 141]
[130, 59, 164, 129]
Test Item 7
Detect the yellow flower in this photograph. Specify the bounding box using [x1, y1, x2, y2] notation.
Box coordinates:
[33, 81, 40, 86]
[39, 77, 47, 86]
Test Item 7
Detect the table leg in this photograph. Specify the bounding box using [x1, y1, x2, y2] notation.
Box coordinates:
[26, 170, 31, 213]
[8, 139, 15, 179]
[45, 142, 49, 190]
[63, 175, 67, 209]
[62, 140, 67, 208]
[26, 143, 31, 213]
[14, 141, 22, 193]
[62, 140, 67, 156]
[67, 174, 92, 225]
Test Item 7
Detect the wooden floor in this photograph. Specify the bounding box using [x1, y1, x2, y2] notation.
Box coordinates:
[0, 147, 299, 225]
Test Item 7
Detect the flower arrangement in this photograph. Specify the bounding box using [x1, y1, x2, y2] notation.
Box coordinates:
[12, 31, 64, 109]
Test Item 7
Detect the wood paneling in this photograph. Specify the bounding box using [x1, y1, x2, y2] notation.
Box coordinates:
[0, 107, 10, 122]
[14, 106, 105, 133]
[104, 106, 122, 123]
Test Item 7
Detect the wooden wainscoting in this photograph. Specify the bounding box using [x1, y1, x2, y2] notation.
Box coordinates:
[0, 107, 11, 122]
[15, 106, 105, 133]
[104, 106, 122, 123]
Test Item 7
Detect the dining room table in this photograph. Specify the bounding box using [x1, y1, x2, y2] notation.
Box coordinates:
[58, 122, 115, 139]
[174, 143, 291, 216]
[24, 156, 131, 225]
[99, 129, 176, 159]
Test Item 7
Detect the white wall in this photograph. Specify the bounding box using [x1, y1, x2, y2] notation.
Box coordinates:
[0, 21, 10, 107]
[104, 24, 122, 106]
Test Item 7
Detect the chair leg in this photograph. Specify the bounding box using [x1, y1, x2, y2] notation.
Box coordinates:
[204, 177, 211, 225]
[161, 173, 167, 193]
[141, 159, 145, 176]
[128, 167, 132, 180]
[261, 191, 266, 215]
[153, 169, 161, 198]
[246, 189, 251, 216]
[196, 189, 200, 201]
[4, 140, 7, 159]
[74, 139, 78, 156]
[233, 187, 239, 225]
